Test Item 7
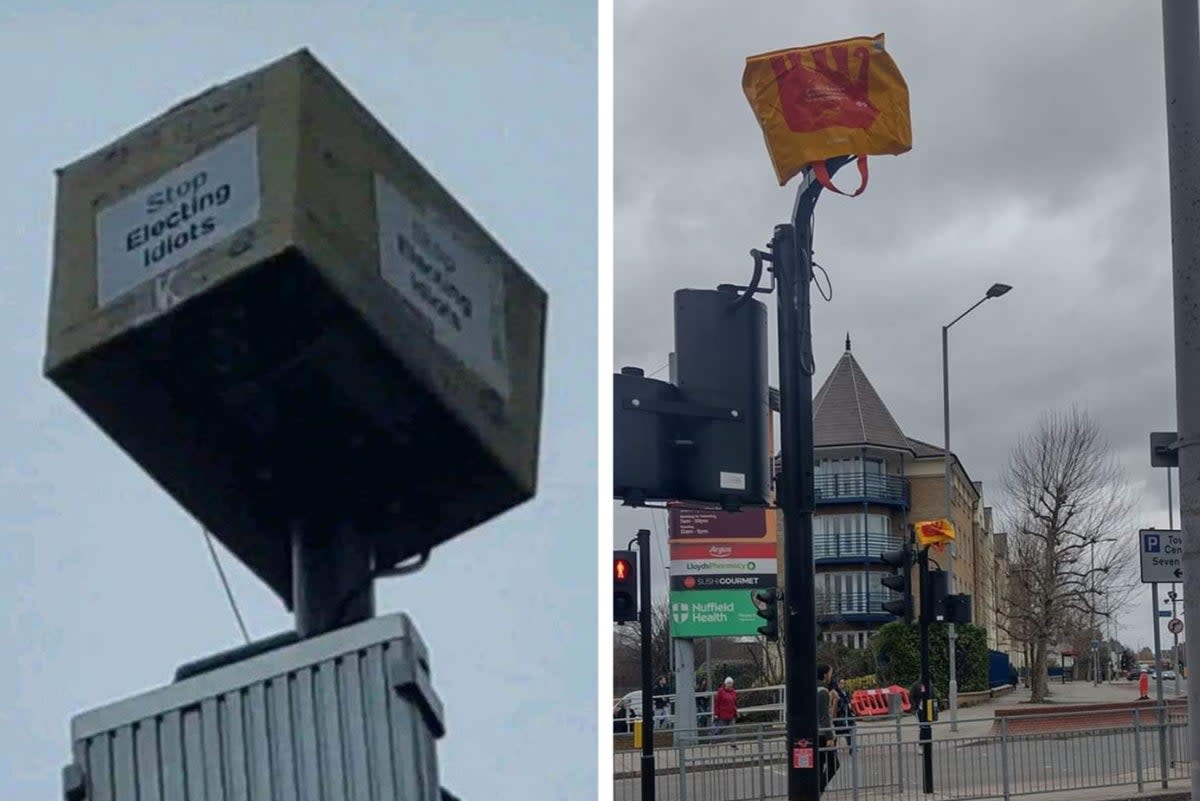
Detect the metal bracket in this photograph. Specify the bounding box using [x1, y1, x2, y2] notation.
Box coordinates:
[621, 397, 743, 422]
[387, 629, 447, 739]
[62, 763, 86, 801]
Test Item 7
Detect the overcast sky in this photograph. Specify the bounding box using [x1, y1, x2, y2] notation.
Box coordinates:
[0, 2, 594, 799]
[614, 0, 1180, 652]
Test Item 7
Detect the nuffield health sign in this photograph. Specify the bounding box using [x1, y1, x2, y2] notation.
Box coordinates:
[667, 502, 777, 638]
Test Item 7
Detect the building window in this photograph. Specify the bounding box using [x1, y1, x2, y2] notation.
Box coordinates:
[818, 569, 901, 616]
[816, 457, 885, 476]
[814, 513, 895, 558]
[820, 630, 872, 650]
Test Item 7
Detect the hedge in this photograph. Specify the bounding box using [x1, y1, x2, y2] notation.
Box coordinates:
[872, 622, 989, 699]
[841, 674, 878, 693]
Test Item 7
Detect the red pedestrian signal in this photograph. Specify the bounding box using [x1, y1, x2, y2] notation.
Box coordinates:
[614, 550, 638, 623]
[615, 558, 632, 582]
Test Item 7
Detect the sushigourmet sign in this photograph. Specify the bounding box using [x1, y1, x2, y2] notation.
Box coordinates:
[668, 503, 778, 638]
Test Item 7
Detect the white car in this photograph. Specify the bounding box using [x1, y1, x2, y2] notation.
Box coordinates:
[1161, 669, 1177, 680]
[613, 690, 675, 732]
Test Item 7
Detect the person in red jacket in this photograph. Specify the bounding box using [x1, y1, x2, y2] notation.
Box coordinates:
[713, 677, 739, 747]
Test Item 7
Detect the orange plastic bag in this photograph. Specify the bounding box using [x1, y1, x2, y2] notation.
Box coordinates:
[914, 519, 956, 547]
[742, 34, 912, 187]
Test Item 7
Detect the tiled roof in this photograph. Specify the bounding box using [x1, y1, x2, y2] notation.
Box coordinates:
[812, 349, 909, 450]
[905, 437, 944, 458]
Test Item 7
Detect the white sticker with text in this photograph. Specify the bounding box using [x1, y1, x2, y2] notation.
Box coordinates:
[720, 471, 747, 491]
[374, 174, 509, 398]
[95, 126, 261, 307]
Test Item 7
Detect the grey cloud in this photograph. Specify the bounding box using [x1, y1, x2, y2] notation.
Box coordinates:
[615, 0, 1177, 646]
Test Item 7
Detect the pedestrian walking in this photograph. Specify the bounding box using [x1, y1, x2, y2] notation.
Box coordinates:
[817, 664, 840, 791]
[830, 675, 856, 754]
[696, 675, 711, 728]
[909, 680, 926, 719]
[713, 677, 739, 747]
[653, 675, 673, 729]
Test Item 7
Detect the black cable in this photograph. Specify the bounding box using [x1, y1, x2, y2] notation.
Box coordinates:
[797, 211, 819, 378]
[813, 261, 833, 302]
[376, 549, 432, 579]
[732, 249, 766, 311]
[202, 527, 252, 644]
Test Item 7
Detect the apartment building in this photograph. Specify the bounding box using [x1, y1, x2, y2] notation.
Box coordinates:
[775, 338, 1010, 653]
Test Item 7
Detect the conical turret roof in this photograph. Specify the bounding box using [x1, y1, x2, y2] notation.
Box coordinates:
[812, 343, 909, 451]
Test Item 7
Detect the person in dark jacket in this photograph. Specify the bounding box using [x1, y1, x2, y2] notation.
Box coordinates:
[829, 676, 856, 754]
[817, 664, 839, 790]
[653, 675, 674, 728]
[909, 680, 926, 719]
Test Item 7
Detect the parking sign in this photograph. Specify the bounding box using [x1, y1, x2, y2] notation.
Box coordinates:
[1140, 529, 1184, 583]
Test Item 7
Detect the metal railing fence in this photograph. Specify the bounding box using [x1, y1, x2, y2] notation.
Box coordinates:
[613, 685, 787, 732]
[813, 473, 909, 506]
[815, 590, 901, 617]
[813, 531, 904, 561]
[613, 705, 1189, 801]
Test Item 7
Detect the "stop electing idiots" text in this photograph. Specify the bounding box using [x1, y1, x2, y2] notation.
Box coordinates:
[124, 170, 233, 269]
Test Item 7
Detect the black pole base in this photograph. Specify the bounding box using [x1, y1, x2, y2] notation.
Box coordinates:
[292, 520, 376, 639]
[637, 528, 656, 801]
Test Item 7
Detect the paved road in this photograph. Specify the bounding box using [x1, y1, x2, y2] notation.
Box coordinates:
[614, 681, 1190, 801]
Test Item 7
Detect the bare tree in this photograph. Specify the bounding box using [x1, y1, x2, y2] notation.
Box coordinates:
[744, 635, 785, 686]
[999, 407, 1136, 702]
[614, 600, 673, 684]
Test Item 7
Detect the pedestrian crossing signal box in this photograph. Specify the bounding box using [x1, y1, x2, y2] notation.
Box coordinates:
[43, 49, 547, 606]
[614, 551, 638, 623]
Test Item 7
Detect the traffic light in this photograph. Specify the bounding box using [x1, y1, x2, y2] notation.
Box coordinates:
[926, 569, 949, 621]
[614, 550, 638, 623]
[880, 543, 913, 623]
[754, 588, 779, 641]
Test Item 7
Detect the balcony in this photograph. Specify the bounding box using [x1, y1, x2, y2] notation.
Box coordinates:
[814, 473, 909, 508]
[813, 532, 904, 563]
[816, 591, 901, 622]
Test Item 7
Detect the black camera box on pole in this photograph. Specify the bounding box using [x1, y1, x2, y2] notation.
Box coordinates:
[673, 289, 770, 507]
[613, 369, 683, 503]
[43, 49, 547, 605]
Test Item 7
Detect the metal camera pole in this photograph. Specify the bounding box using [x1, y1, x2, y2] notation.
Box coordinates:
[1169, 469, 1182, 697]
[774, 156, 851, 801]
[1162, 2, 1200, 796]
[918, 546, 934, 794]
[292, 519, 376, 638]
[637, 528, 655, 801]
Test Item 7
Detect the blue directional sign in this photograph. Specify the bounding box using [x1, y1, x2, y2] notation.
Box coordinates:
[1140, 529, 1184, 584]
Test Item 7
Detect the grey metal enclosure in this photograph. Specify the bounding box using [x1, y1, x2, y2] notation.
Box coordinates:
[64, 614, 444, 801]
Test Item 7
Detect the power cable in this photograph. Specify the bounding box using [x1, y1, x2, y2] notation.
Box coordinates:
[201, 527, 252, 644]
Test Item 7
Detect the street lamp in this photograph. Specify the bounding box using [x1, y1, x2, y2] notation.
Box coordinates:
[943, 282, 1012, 731]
